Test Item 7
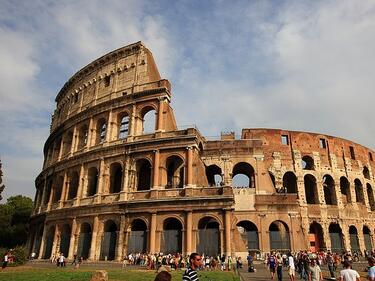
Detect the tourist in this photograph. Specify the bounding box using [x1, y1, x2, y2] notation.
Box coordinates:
[2, 252, 8, 270]
[59, 252, 65, 267]
[276, 253, 283, 281]
[247, 252, 254, 272]
[288, 252, 296, 281]
[183, 253, 202, 281]
[71, 254, 79, 268]
[326, 251, 336, 279]
[339, 261, 360, 281]
[368, 257, 375, 281]
[267, 252, 277, 280]
[308, 259, 322, 281]
[155, 270, 171, 281]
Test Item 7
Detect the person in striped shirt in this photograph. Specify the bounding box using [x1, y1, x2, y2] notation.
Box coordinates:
[183, 253, 202, 281]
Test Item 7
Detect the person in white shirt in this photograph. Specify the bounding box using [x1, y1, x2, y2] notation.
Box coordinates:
[59, 253, 65, 267]
[2, 253, 8, 269]
[340, 261, 360, 281]
[288, 252, 295, 281]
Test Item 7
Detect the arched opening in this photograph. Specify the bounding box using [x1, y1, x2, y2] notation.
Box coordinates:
[96, 118, 107, 144]
[283, 172, 298, 193]
[323, 175, 337, 205]
[78, 124, 89, 149]
[52, 176, 63, 203]
[309, 222, 325, 252]
[109, 163, 122, 193]
[349, 226, 360, 253]
[118, 113, 130, 139]
[269, 221, 291, 252]
[62, 131, 73, 156]
[43, 179, 53, 205]
[34, 226, 44, 257]
[301, 155, 314, 170]
[100, 220, 118, 261]
[128, 219, 147, 253]
[77, 223, 92, 259]
[364, 166, 371, 180]
[206, 165, 223, 187]
[197, 217, 220, 256]
[165, 156, 184, 189]
[60, 224, 71, 257]
[87, 167, 99, 196]
[354, 179, 365, 204]
[232, 162, 255, 188]
[53, 138, 62, 162]
[68, 171, 79, 200]
[329, 223, 344, 253]
[136, 159, 151, 191]
[367, 184, 375, 211]
[304, 174, 319, 204]
[43, 226, 55, 259]
[141, 107, 156, 134]
[236, 221, 259, 253]
[363, 226, 372, 251]
[340, 177, 351, 204]
[161, 218, 183, 254]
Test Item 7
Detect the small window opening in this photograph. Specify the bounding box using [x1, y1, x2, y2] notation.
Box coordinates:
[104, 76, 110, 87]
[370, 152, 373, 162]
[74, 93, 79, 103]
[119, 116, 129, 139]
[100, 123, 107, 143]
[281, 135, 289, 145]
[349, 146, 355, 160]
[319, 138, 326, 149]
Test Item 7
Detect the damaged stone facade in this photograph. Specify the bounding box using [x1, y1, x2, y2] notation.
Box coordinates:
[29, 42, 375, 261]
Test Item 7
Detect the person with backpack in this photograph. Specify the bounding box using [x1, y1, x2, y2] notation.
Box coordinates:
[247, 252, 254, 272]
[268, 252, 277, 279]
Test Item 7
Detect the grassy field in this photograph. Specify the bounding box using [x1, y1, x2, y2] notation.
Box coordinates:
[0, 267, 241, 281]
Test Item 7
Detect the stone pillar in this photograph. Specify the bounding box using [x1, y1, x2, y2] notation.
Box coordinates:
[258, 214, 266, 255]
[59, 172, 68, 208]
[224, 209, 232, 256]
[128, 104, 136, 137]
[87, 117, 95, 147]
[75, 164, 85, 205]
[47, 181, 54, 210]
[322, 222, 331, 251]
[95, 159, 106, 203]
[51, 224, 61, 257]
[58, 138, 64, 161]
[316, 180, 325, 205]
[68, 218, 77, 259]
[156, 97, 164, 132]
[186, 147, 193, 187]
[116, 215, 126, 261]
[38, 224, 48, 259]
[106, 110, 113, 143]
[70, 125, 77, 155]
[358, 226, 366, 254]
[288, 214, 295, 252]
[149, 213, 157, 253]
[186, 211, 193, 255]
[153, 150, 160, 189]
[89, 216, 99, 260]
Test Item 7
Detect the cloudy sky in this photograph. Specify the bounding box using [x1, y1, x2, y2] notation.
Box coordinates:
[1, 0, 374, 200]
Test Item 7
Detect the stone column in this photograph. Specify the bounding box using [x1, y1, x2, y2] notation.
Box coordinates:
[47, 181, 54, 211]
[316, 180, 325, 205]
[74, 164, 85, 205]
[51, 224, 61, 257]
[68, 218, 77, 259]
[186, 211, 193, 255]
[149, 213, 157, 253]
[38, 224, 48, 259]
[153, 150, 160, 189]
[156, 97, 164, 132]
[257, 214, 266, 255]
[89, 216, 99, 260]
[95, 159, 106, 203]
[70, 125, 77, 155]
[186, 147, 193, 187]
[87, 117, 95, 147]
[128, 104, 137, 137]
[116, 215, 126, 261]
[224, 209, 232, 256]
[106, 110, 113, 143]
[58, 138, 64, 161]
[322, 222, 331, 251]
[59, 172, 68, 208]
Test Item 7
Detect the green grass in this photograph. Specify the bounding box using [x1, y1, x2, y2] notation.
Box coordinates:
[0, 268, 240, 281]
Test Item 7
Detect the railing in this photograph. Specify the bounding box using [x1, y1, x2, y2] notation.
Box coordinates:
[255, 194, 299, 205]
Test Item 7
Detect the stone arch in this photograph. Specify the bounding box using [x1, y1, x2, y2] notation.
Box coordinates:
[269, 220, 291, 252]
[364, 166, 371, 180]
[100, 220, 118, 260]
[96, 118, 107, 144]
[60, 224, 71, 257]
[309, 222, 325, 252]
[117, 111, 130, 139]
[367, 183, 375, 211]
[140, 105, 156, 134]
[43, 178, 53, 205]
[68, 170, 79, 200]
[283, 171, 298, 193]
[128, 218, 147, 253]
[197, 216, 220, 256]
[236, 220, 259, 252]
[329, 223, 344, 253]
[302, 155, 314, 170]
[363, 225, 373, 251]
[136, 159, 152, 191]
[304, 174, 319, 204]
[77, 222, 92, 259]
[78, 123, 89, 149]
[206, 164, 223, 187]
[354, 179, 365, 204]
[161, 218, 183, 254]
[52, 176, 64, 203]
[165, 155, 184, 189]
[323, 175, 337, 205]
[232, 162, 255, 188]
[62, 130, 73, 156]
[349, 225, 360, 253]
[87, 167, 99, 196]
[43, 225, 55, 259]
[109, 162, 123, 193]
[340, 176, 351, 204]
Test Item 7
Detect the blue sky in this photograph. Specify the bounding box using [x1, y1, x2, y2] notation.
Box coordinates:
[1, 0, 375, 200]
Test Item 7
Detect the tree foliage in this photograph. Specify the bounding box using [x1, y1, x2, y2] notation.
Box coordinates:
[0, 195, 33, 248]
[0, 159, 4, 201]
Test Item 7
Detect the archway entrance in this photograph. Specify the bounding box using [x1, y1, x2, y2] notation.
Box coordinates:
[309, 222, 325, 252]
[269, 221, 291, 252]
[43, 226, 55, 259]
[100, 220, 118, 260]
[77, 223, 92, 259]
[236, 221, 259, 254]
[349, 226, 360, 253]
[329, 223, 344, 253]
[60, 224, 71, 257]
[128, 219, 147, 253]
[161, 218, 182, 254]
[197, 217, 220, 256]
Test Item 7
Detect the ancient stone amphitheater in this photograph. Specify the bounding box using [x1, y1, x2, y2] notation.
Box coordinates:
[29, 42, 375, 261]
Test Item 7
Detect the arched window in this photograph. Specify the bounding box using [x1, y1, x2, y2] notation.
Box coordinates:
[96, 118, 107, 144]
[62, 131, 73, 156]
[43, 179, 53, 205]
[364, 166, 371, 180]
[283, 172, 298, 193]
[349, 226, 360, 252]
[68, 171, 79, 200]
[87, 167, 99, 196]
[329, 223, 344, 253]
[136, 159, 151, 191]
[43, 226, 55, 259]
[161, 218, 183, 254]
[301, 156, 314, 170]
[141, 107, 156, 134]
[354, 179, 364, 204]
[197, 217, 220, 257]
[60, 224, 71, 257]
[309, 222, 325, 252]
[236, 221, 259, 252]
[205, 165, 223, 187]
[100, 220, 118, 261]
[118, 114, 130, 139]
[109, 163, 122, 193]
[78, 124, 89, 149]
[77, 223, 92, 260]
[340, 177, 351, 204]
[128, 219, 147, 253]
[323, 175, 337, 205]
[165, 156, 184, 188]
[52, 176, 63, 203]
[363, 226, 373, 251]
[269, 221, 290, 251]
[232, 162, 255, 188]
[367, 184, 375, 211]
[304, 174, 318, 204]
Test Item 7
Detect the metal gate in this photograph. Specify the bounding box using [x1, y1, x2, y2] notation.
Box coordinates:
[330, 233, 343, 253]
[269, 231, 290, 251]
[364, 233, 373, 250]
[43, 234, 54, 259]
[197, 229, 220, 256]
[162, 229, 182, 254]
[100, 231, 117, 260]
[77, 233, 92, 259]
[350, 234, 360, 252]
[127, 231, 147, 253]
[247, 231, 259, 250]
[60, 232, 71, 257]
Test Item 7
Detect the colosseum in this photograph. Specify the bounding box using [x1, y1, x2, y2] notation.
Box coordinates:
[28, 41, 375, 261]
